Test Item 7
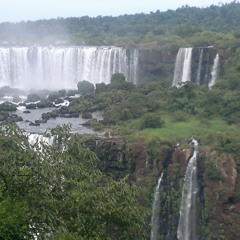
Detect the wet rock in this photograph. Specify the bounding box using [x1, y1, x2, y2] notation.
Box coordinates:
[0, 111, 10, 121]
[82, 118, 98, 126]
[26, 103, 37, 109]
[23, 110, 31, 114]
[19, 103, 26, 107]
[82, 112, 93, 119]
[42, 111, 59, 119]
[58, 106, 69, 114]
[29, 122, 40, 126]
[9, 114, 23, 122]
[35, 119, 48, 124]
[55, 98, 64, 104]
[37, 100, 53, 108]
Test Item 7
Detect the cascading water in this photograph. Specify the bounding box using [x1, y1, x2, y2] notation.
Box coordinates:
[172, 48, 192, 87]
[0, 46, 139, 90]
[208, 53, 220, 89]
[150, 172, 164, 240]
[128, 49, 139, 85]
[196, 48, 203, 85]
[177, 139, 199, 240]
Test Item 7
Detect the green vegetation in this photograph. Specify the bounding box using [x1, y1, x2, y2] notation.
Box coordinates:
[26, 93, 41, 102]
[77, 80, 95, 95]
[1, 1, 240, 50]
[0, 102, 17, 111]
[67, 79, 240, 157]
[0, 124, 148, 239]
[205, 158, 226, 181]
[140, 113, 165, 129]
[1, 2, 240, 239]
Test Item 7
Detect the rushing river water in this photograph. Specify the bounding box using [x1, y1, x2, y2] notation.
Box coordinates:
[16, 107, 103, 134]
[0, 95, 103, 134]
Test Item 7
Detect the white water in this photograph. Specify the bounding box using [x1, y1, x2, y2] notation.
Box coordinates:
[28, 133, 55, 147]
[177, 139, 199, 240]
[196, 48, 203, 85]
[0, 46, 138, 90]
[172, 48, 192, 87]
[150, 172, 164, 240]
[208, 53, 220, 89]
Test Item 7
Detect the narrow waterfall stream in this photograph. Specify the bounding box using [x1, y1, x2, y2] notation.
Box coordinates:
[196, 48, 203, 85]
[150, 172, 164, 240]
[177, 139, 199, 240]
[208, 53, 220, 89]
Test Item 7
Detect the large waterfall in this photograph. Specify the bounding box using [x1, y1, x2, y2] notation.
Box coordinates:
[0, 46, 138, 90]
[172, 48, 192, 87]
[177, 139, 199, 240]
[208, 53, 220, 89]
[172, 47, 220, 88]
[150, 172, 164, 240]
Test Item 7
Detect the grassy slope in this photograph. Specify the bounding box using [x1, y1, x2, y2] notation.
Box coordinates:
[126, 111, 238, 143]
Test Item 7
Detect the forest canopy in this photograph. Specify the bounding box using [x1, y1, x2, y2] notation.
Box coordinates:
[0, 1, 240, 49]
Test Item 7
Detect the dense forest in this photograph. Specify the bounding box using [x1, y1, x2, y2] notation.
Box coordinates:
[1, 1, 240, 50]
[1, 1, 240, 240]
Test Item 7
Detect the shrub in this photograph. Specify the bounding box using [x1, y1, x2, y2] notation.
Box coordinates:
[110, 73, 134, 91]
[140, 113, 164, 129]
[77, 80, 95, 95]
[205, 160, 225, 181]
[26, 93, 41, 102]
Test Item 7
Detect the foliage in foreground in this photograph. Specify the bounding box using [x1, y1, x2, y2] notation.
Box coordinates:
[0, 124, 147, 240]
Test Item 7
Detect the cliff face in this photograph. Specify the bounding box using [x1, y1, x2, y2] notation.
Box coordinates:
[138, 47, 221, 86]
[85, 136, 240, 239]
[201, 149, 240, 240]
[138, 49, 176, 84]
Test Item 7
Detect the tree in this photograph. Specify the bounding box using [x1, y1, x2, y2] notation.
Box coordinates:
[26, 93, 41, 102]
[77, 80, 95, 95]
[140, 113, 165, 129]
[0, 124, 147, 240]
[110, 73, 134, 91]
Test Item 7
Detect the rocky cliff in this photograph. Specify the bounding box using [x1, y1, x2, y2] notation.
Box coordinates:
[85, 136, 240, 239]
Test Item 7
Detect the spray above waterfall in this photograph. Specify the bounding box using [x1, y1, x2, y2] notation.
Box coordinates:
[0, 46, 139, 90]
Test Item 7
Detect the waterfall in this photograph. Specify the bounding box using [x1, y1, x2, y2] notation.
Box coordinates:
[0, 46, 138, 90]
[208, 53, 220, 89]
[177, 139, 199, 240]
[128, 49, 139, 85]
[150, 172, 164, 240]
[196, 48, 203, 85]
[172, 48, 192, 87]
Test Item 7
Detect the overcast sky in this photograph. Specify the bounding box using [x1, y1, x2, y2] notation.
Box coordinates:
[0, 0, 236, 23]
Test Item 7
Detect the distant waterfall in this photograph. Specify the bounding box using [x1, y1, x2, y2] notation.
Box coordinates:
[172, 48, 192, 87]
[177, 139, 199, 240]
[208, 53, 220, 89]
[150, 172, 164, 240]
[128, 49, 139, 85]
[0, 46, 139, 90]
[196, 48, 203, 85]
